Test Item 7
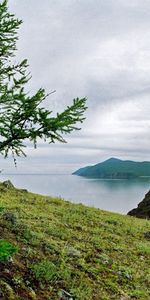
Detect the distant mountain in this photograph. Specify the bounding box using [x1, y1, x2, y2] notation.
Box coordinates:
[72, 157, 150, 179]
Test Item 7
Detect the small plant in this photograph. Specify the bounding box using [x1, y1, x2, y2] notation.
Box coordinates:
[104, 279, 120, 293]
[138, 243, 150, 255]
[70, 281, 92, 300]
[130, 289, 148, 298]
[12, 275, 23, 287]
[58, 247, 72, 281]
[31, 260, 58, 283]
[117, 266, 133, 280]
[0, 239, 18, 262]
[0, 207, 5, 214]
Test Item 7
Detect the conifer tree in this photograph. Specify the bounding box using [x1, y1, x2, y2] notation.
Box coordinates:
[0, 0, 87, 161]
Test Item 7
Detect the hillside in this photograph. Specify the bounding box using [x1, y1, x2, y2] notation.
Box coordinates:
[73, 157, 150, 179]
[0, 181, 150, 299]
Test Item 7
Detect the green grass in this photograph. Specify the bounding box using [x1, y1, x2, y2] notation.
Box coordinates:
[31, 260, 58, 283]
[0, 239, 18, 262]
[0, 181, 150, 299]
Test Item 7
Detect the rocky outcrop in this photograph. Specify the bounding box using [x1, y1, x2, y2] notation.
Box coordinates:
[128, 190, 150, 219]
[2, 180, 14, 189]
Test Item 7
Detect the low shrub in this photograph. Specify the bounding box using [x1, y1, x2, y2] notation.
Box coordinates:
[0, 239, 18, 262]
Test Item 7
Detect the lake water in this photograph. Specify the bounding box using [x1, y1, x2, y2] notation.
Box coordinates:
[0, 174, 150, 214]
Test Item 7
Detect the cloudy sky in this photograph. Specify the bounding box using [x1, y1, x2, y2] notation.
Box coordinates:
[2, 0, 150, 174]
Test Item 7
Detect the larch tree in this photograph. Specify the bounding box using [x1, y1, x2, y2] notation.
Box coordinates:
[0, 0, 87, 163]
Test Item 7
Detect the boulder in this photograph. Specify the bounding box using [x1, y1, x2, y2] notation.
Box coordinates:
[128, 190, 150, 219]
[2, 180, 14, 189]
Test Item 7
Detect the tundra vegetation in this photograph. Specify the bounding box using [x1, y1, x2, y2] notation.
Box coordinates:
[0, 182, 150, 299]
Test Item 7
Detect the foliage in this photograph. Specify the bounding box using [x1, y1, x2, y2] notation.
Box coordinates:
[0, 0, 87, 160]
[0, 239, 18, 261]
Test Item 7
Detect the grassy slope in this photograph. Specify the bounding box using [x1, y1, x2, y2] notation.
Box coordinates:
[0, 182, 150, 299]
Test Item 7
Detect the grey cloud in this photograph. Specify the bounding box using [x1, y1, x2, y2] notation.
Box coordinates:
[4, 0, 150, 171]
[8, 1, 150, 108]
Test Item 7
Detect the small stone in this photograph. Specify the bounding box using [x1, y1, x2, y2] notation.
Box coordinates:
[31, 198, 36, 204]
[28, 288, 37, 300]
[120, 295, 131, 300]
[140, 255, 145, 260]
[144, 231, 150, 239]
[4, 269, 11, 275]
[66, 246, 81, 257]
[3, 212, 17, 225]
[20, 189, 28, 193]
[58, 289, 74, 300]
[8, 257, 14, 263]
[75, 225, 83, 231]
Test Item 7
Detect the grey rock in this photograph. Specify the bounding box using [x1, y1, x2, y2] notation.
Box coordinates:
[20, 189, 28, 193]
[58, 289, 74, 300]
[144, 231, 150, 239]
[66, 246, 81, 257]
[2, 180, 14, 189]
[128, 190, 150, 219]
[3, 212, 17, 225]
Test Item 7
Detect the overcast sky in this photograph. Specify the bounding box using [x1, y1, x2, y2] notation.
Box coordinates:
[2, 0, 150, 174]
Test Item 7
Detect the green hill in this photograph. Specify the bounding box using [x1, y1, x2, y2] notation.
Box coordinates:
[73, 157, 150, 179]
[0, 181, 150, 299]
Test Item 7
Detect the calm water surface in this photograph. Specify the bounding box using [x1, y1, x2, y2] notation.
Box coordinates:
[0, 174, 150, 214]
